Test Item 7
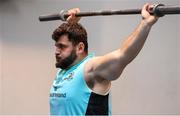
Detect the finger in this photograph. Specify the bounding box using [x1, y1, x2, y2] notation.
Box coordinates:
[148, 4, 154, 11]
[66, 8, 81, 23]
[66, 15, 72, 22]
[67, 10, 76, 22]
[142, 3, 153, 16]
[68, 8, 80, 15]
[67, 9, 79, 19]
[75, 8, 80, 14]
[143, 3, 149, 12]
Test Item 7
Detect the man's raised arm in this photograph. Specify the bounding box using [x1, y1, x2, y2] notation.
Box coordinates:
[86, 3, 159, 81]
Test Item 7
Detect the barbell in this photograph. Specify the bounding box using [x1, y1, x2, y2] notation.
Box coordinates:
[39, 4, 180, 22]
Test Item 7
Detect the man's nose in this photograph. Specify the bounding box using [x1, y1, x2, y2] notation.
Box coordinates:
[55, 47, 61, 55]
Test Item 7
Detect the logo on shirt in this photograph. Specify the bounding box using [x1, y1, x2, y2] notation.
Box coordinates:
[63, 72, 74, 82]
[50, 93, 66, 98]
[53, 85, 62, 91]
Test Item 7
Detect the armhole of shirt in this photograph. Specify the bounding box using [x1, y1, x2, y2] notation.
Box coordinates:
[79, 59, 92, 93]
[82, 58, 111, 96]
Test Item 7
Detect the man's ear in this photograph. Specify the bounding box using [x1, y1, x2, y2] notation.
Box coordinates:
[76, 42, 85, 54]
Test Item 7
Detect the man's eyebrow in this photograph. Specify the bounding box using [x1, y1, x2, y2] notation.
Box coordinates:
[55, 43, 64, 46]
[55, 43, 68, 47]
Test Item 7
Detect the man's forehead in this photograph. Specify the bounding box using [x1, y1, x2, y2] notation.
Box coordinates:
[57, 35, 70, 42]
[56, 35, 73, 46]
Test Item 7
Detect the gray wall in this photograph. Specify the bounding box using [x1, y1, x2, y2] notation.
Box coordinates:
[0, 0, 179, 115]
[0, 7, 2, 114]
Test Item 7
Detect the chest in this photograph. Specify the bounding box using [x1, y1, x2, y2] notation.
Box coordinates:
[50, 69, 85, 100]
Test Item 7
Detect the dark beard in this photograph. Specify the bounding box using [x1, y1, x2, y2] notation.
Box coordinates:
[55, 49, 77, 69]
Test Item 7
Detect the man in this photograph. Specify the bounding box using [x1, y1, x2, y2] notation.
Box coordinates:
[49, 3, 159, 115]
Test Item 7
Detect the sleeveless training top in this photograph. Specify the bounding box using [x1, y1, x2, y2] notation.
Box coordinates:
[49, 53, 112, 115]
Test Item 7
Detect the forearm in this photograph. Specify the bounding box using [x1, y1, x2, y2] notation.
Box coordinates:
[121, 20, 152, 64]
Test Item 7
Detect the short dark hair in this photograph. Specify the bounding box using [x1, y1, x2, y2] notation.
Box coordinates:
[52, 23, 88, 53]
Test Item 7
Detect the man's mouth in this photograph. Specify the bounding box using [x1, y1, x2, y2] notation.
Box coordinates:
[56, 56, 61, 62]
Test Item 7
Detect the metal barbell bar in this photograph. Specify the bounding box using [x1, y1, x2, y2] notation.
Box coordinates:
[39, 4, 180, 22]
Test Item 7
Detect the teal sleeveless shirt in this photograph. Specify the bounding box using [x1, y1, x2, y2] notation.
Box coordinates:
[49, 53, 112, 115]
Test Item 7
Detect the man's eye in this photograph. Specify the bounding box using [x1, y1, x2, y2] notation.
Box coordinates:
[60, 45, 66, 49]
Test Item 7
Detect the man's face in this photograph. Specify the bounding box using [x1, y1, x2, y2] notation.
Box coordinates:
[55, 35, 77, 69]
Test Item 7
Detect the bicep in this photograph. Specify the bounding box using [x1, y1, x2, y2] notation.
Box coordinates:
[90, 49, 127, 81]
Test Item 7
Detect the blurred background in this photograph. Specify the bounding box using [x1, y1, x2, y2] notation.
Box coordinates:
[0, 0, 179, 115]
